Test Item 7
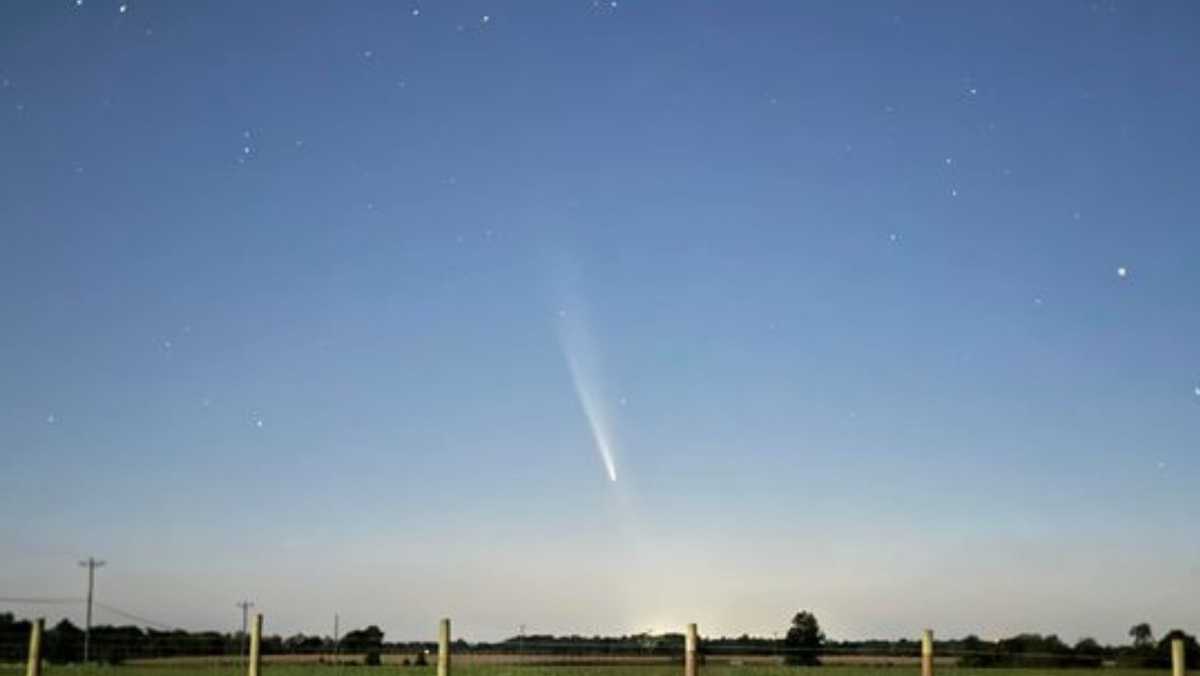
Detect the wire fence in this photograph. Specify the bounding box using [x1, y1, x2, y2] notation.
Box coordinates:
[2, 602, 1195, 674]
[0, 633, 1124, 667]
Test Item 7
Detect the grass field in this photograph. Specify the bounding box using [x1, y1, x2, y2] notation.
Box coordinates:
[3, 663, 1171, 676]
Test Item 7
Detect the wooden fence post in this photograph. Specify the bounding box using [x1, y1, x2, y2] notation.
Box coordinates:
[25, 618, 43, 676]
[438, 618, 451, 676]
[248, 613, 263, 676]
[1173, 638, 1186, 676]
[685, 623, 699, 676]
[921, 629, 934, 676]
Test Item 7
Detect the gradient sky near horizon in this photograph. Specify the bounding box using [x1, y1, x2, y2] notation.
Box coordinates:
[2, 0, 1199, 646]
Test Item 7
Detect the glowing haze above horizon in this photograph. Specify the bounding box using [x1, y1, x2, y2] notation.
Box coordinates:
[2, 0, 1199, 646]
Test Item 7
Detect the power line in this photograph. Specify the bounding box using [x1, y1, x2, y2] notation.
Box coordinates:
[78, 557, 106, 663]
[2, 596, 176, 632]
[0, 596, 83, 604]
[92, 601, 177, 631]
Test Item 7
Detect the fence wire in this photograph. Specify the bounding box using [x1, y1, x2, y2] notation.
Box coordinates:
[2, 601, 1194, 673]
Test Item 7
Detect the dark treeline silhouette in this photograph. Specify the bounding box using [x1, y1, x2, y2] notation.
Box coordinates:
[925, 629, 1198, 669]
[0, 614, 444, 666]
[1, 611, 1196, 669]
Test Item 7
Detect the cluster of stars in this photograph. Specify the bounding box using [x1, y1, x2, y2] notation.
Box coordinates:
[238, 130, 254, 164]
[449, 227, 498, 245]
[26, 4, 1193, 452]
[232, 129, 308, 167]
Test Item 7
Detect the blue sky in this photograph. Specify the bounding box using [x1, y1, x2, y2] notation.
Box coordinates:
[1, 0, 1198, 644]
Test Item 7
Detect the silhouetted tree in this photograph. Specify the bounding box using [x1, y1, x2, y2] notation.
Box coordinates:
[44, 620, 84, 664]
[341, 625, 384, 666]
[341, 626, 385, 652]
[285, 633, 327, 652]
[957, 634, 1001, 668]
[1157, 630, 1200, 670]
[1074, 638, 1102, 654]
[1129, 623, 1154, 648]
[783, 611, 824, 666]
[0, 614, 33, 662]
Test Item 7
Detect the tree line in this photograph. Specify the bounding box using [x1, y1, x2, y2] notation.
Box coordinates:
[0, 614, 432, 665]
[776, 611, 1199, 669]
[1, 610, 1196, 669]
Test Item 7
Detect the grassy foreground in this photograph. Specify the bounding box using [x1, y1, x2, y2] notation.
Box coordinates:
[12, 663, 1171, 676]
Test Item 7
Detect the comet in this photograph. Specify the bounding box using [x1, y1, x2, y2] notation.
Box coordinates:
[558, 305, 618, 482]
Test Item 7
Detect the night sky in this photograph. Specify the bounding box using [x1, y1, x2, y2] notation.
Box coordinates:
[2, 1, 1198, 643]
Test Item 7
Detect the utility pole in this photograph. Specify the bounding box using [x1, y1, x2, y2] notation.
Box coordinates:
[236, 601, 255, 663]
[333, 614, 340, 666]
[78, 558, 106, 663]
[518, 624, 525, 654]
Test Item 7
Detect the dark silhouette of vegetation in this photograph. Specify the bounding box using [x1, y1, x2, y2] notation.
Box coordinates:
[783, 610, 824, 666]
[0, 613, 365, 665]
[1115, 626, 1199, 669]
[1073, 638, 1101, 654]
[340, 625, 384, 653]
[1158, 630, 1200, 670]
[285, 633, 327, 652]
[957, 633, 1100, 668]
[1129, 623, 1154, 648]
[0, 610, 1195, 669]
[338, 625, 384, 666]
